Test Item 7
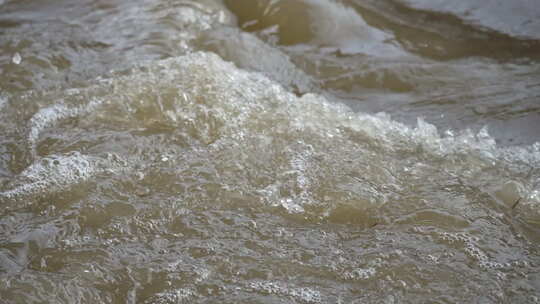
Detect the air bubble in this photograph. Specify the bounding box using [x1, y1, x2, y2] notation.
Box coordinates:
[12, 52, 21, 65]
[343, 267, 377, 280]
[277, 198, 305, 213]
[144, 288, 195, 304]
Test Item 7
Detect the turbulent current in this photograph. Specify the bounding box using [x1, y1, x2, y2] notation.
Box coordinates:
[1, 0, 540, 303]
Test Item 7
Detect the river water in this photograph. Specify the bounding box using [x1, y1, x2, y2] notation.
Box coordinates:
[1, 0, 540, 303]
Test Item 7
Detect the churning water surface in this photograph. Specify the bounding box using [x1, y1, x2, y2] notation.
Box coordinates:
[0, 0, 540, 303]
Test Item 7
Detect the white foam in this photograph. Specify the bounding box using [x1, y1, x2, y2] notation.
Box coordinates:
[28, 98, 103, 155]
[144, 288, 195, 304]
[248, 281, 322, 303]
[5, 51, 539, 221]
[0, 152, 126, 201]
[114, 52, 540, 217]
[343, 267, 377, 280]
[12, 52, 21, 65]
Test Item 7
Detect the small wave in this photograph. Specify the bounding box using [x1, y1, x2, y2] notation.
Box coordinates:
[4, 52, 540, 225]
[395, 0, 540, 40]
[197, 27, 314, 94]
[27, 98, 103, 156]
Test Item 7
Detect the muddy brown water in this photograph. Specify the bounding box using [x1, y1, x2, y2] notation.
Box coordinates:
[1, 0, 540, 303]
